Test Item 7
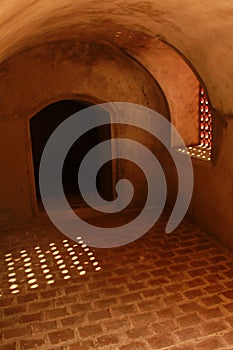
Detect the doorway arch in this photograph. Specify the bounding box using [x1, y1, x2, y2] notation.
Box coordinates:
[0, 39, 169, 227]
[30, 100, 113, 211]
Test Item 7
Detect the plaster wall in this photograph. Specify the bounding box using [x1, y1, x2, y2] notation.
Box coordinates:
[188, 115, 233, 249]
[127, 39, 233, 250]
[0, 0, 232, 114]
[126, 39, 200, 148]
[0, 40, 169, 227]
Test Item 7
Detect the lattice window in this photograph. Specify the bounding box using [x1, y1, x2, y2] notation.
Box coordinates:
[177, 85, 212, 161]
[199, 86, 212, 148]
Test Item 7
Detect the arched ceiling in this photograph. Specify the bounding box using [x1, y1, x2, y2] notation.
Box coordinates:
[0, 0, 233, 113]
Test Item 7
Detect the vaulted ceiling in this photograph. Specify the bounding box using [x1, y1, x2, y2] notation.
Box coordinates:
[0, 0, 232, 113]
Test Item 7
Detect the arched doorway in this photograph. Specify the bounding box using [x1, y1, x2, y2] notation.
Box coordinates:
[30, 100, 113, 211]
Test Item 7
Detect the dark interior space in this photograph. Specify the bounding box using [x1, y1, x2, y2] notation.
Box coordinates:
[30, 100, 113, 210]
[1, 2, 233, 349]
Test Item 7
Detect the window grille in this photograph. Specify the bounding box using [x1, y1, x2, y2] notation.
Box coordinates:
[199, 86, 212, 148]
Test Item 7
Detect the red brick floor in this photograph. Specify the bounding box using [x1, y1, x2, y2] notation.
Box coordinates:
[1, 212, 233, 349]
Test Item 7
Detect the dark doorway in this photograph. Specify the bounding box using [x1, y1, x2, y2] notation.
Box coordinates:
[30, 100, 113, 211]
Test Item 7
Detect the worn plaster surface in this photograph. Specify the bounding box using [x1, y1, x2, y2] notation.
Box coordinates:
[0, 0, 232, 113]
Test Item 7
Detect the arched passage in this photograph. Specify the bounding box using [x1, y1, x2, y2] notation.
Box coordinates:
[30, 100, 113, 210]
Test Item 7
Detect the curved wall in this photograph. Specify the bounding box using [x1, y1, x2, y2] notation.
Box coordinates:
[0, 1, 233, 249]
[0, 0, 232, 113]
[0, 40, 169, 226]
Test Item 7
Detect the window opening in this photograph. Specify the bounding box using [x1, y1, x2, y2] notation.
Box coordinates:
[178, 85, 212, 161]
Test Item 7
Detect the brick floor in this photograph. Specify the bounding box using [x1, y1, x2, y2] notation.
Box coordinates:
[0, 211, 233, 349]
